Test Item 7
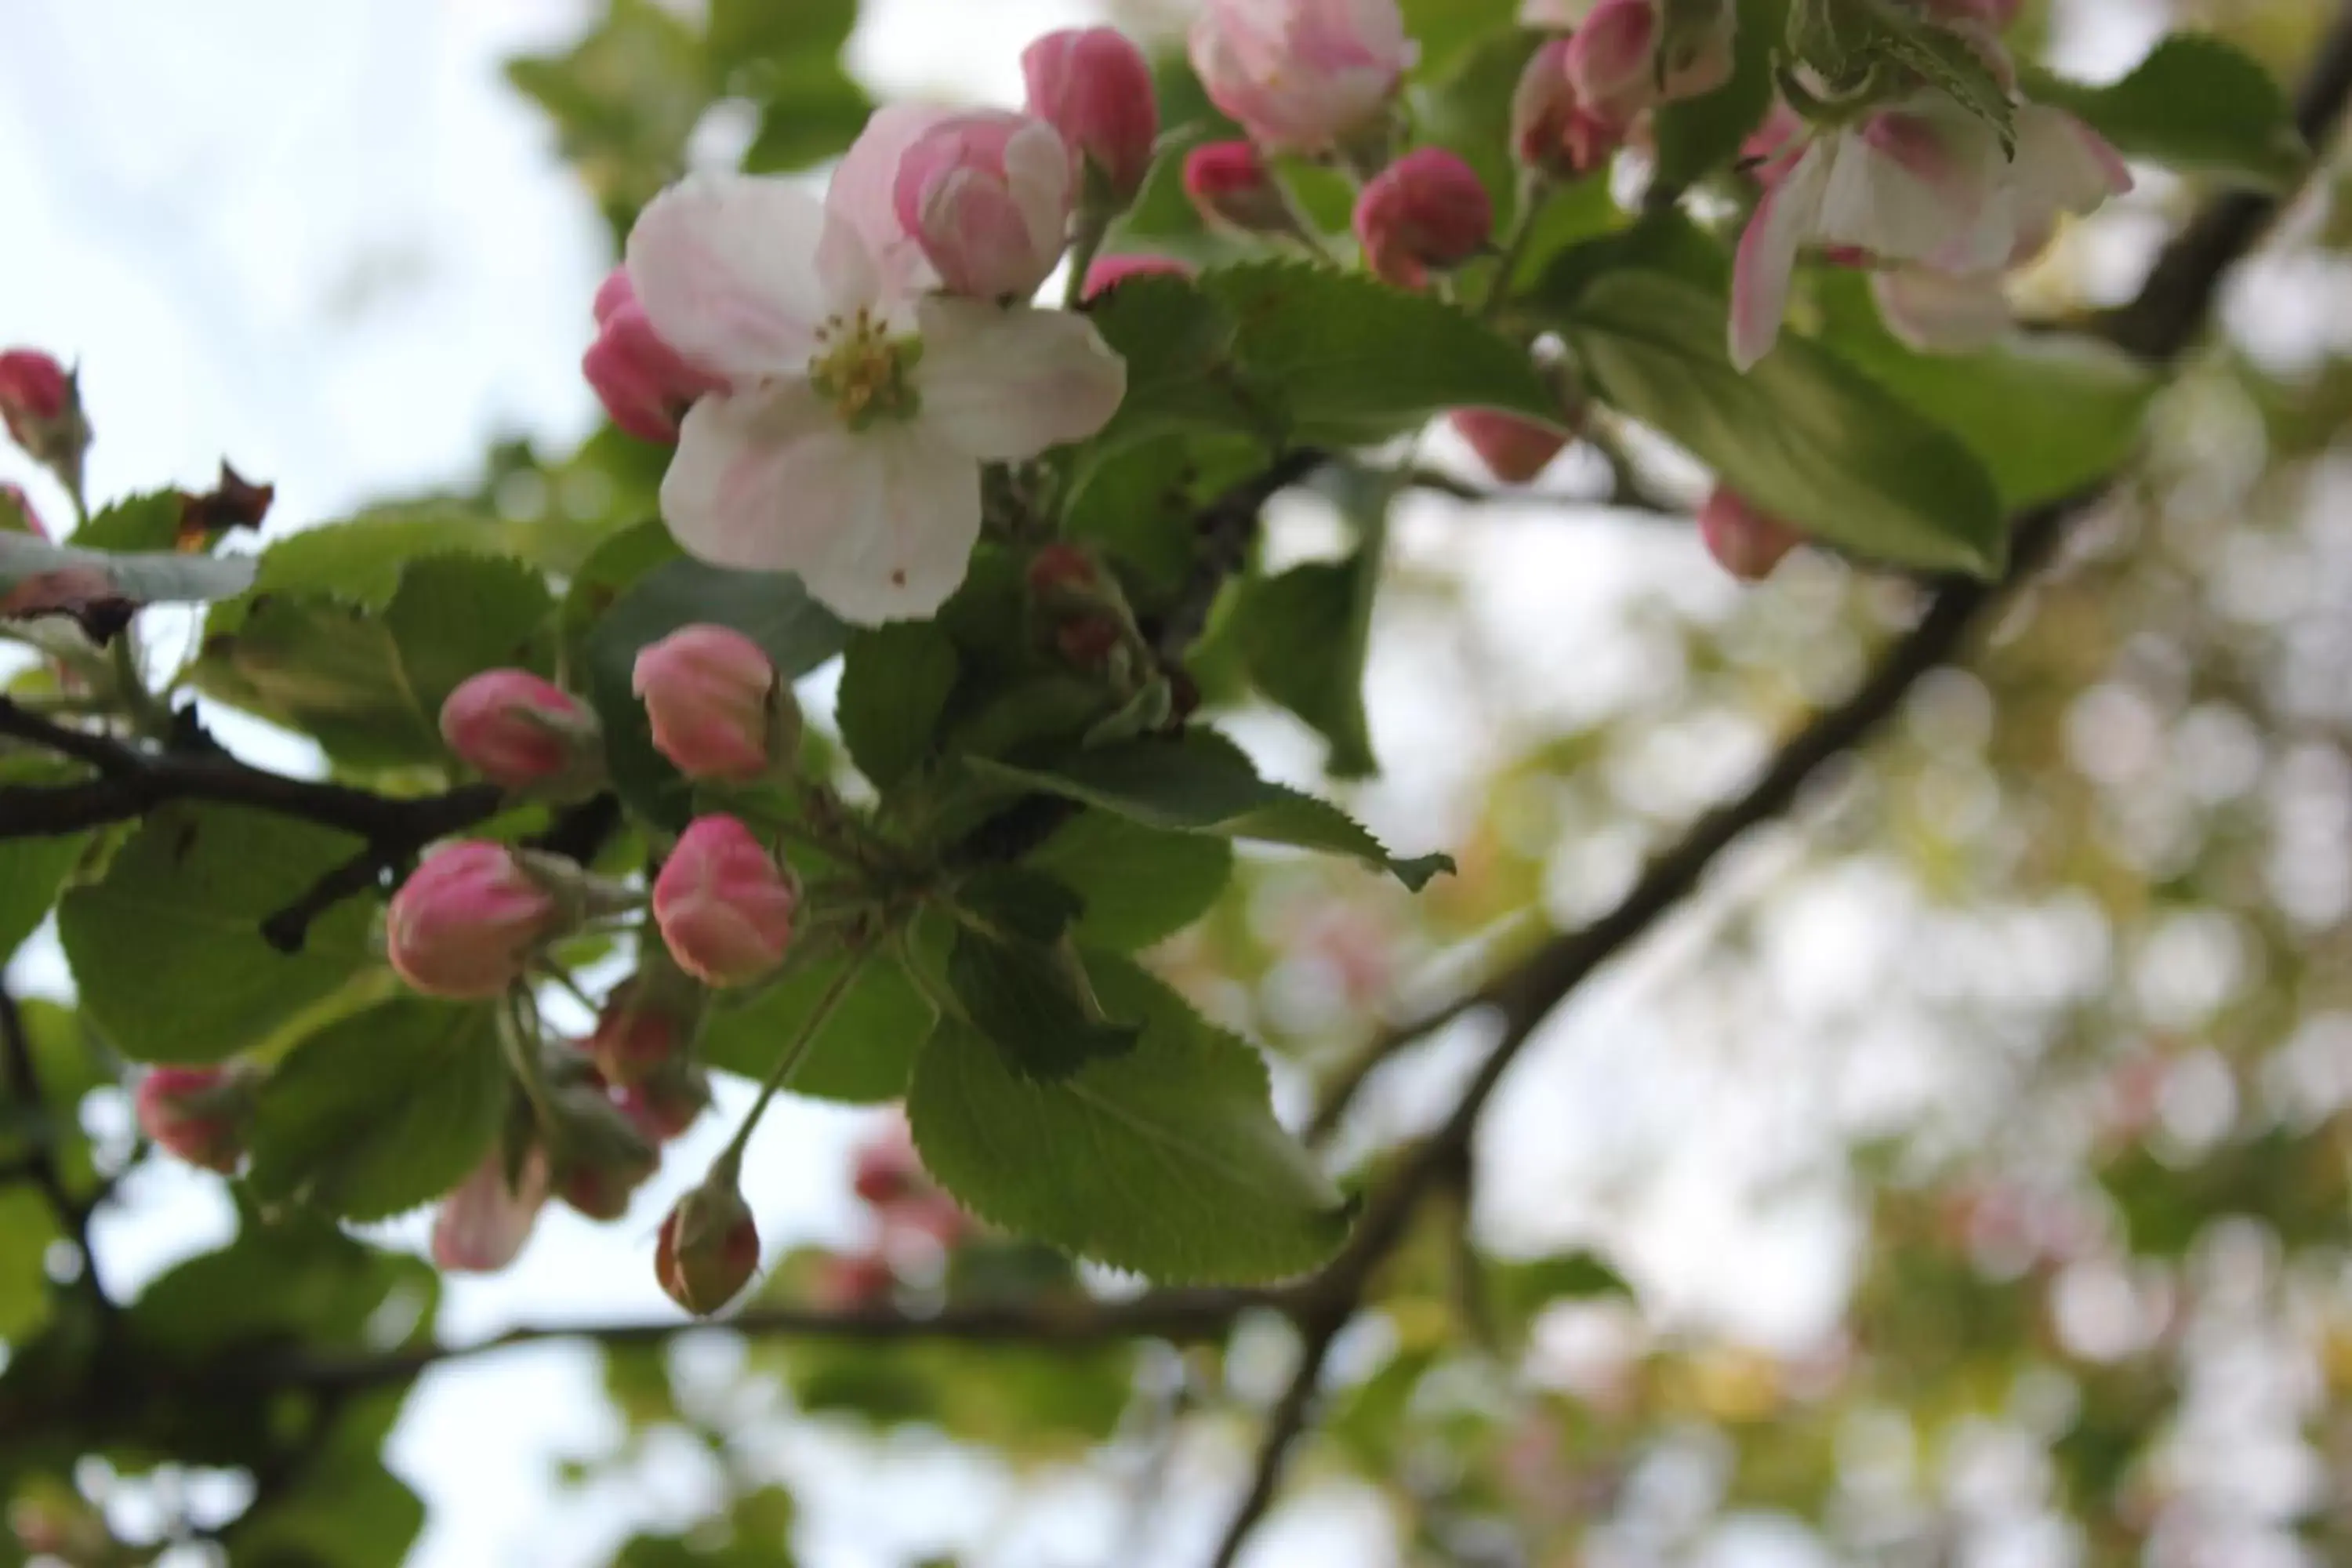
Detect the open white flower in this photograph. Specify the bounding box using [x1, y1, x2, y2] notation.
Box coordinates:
[624, 154, 1126, 624]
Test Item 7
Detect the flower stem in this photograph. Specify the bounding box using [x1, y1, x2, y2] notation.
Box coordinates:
[1063, 213, 1111, 311]
[720, 943, 873, 1167]
[1481, 174, 1552, 323]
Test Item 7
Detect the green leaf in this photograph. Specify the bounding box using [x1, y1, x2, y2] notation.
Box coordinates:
[1547, 267, 2006, 575]
[907, 956, 1351, 1283]
[1651, 0, 1785, 191]
[248, 1000, 507, 1221]
[1082, 275, 1269, 449]
[701, 950, 938, 1103]
[1871, 3, 2015, 151]
[57, 805, 376, 1063]
[946, 923, 1137, 1078]
[0, 757, 87, 962]
[70, 489, 183, 553]
[1813, 271, 2154, 506]
[1412, 29, 1545, 217]
[194, 553, 557, 771]
[968, 731, 1453, 890]
[1486, 1248, 1635, 1338]
[706, 0, 855, 74]
[583, 557, 850, 827]
[223, 503, 611, 620]
[1398, 0, 1523, 78]
[953, 867, 1085, 943]
[0, 1189, 57, 1343]
[837, 622, 960, 794]
[1024, 812, 1234, 952]
[2028, 34, 2304, 193]
[1238, 551, 1380, 778]
[1200, 263, 1563, 445]
[132, 1206, 439, 1356]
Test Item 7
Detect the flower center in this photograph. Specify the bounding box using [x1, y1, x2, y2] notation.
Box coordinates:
[809, 309, 920, 428]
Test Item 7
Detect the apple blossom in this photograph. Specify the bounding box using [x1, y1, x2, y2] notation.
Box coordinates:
[1189, 0, 1416, 154]
[386, 841, 571, 1000]
[1022, 27, 1160, 205]
[893, 111, 1077, 301]
[135, 1065, 258, 1173]
[1698, 485, 1804, 579]
[1452, 411, 1573, 484]
[1354, 147, 1494, 289]
[623, 123, 1126, 624]
[433, 1147, 550, 1272]
[632, 624, 796, 783]
[437, 670, 603, 793]
[1081, 253, 1196, 299]
[652, 815, 798, 987]
[1512, 38, 1617, 180]
[1183, 141, 1294, 237]
[1730, 98, 2129, 369]
[583, 267, 729, 444]
[0, 348, 88, 495]
[1566, 0, 1736, 136]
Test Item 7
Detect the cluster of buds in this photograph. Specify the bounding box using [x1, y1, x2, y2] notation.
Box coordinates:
[134, 1062, 263, 1172]
[812, 1118, 974, 1309]
[438, 670, 604, 796]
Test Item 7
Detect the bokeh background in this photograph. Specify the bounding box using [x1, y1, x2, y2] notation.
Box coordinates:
[5, 0, 2352, 1563]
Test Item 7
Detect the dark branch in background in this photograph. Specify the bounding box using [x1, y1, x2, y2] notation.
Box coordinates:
[1204, 1302, 1351, 1568]
[1149, 446, 1328, 661]
[0, 983, 106, 1314]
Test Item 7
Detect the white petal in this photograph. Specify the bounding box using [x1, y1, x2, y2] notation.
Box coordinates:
[1729, 142, 1827, 371]
[2013, 104, 2133, 216]
[626, 173, 833, 380]
[1872, 267, 2011, 354]
[916, 298, 1127, 459]
[1005, 118, 1076, 276]
[662, 383, 979, 624]
[1817, 104, 2009, 272]
[829, 104, 949, 303]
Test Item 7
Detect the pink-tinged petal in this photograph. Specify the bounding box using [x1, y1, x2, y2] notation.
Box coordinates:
[1871, 267, 2012, 354]
[662, 384, 980, 624]
[433, 1148, 550, 1273]
[1818, 105, 2009, 274]
[626, 174, 835, 381]
[1005, 118, 1079, 274]
[916, 298, 1127, 460]
[1564, 0, 1661, 128]
[2013, 104, 2133, 213]
[830, 104, 952, 299]
[1730, 142, 1827, 371]
[1519, 0, 1588, 22]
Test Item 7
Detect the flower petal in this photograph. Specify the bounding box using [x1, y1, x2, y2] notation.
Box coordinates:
[662, 384, 979, 625]
[2013, 104, 2133, 215]
[1730, 140, 1827, 371]
[830, 104, 951, 302]
[916, 299, 1127, 459]
[1871, 267, 2011, 354]
[626, 173, 834, 381]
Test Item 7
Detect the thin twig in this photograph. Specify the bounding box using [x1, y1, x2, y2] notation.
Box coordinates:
[0, 982, 105, 1310]
[1204, 1303, 1350, 1568]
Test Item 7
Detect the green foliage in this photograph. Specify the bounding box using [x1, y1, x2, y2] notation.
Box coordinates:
[1023, 812, 1235, 952]
[837, 622, 960, 794]
[68, 489, 182, 553]
[908, 957, 1352, 1283]
[248, 1000, 508, 1221]
[1653, 0, 1787, 193]
[57, 805, 379, 1063]
[970, 732, 1453, 889]
[1237, 548, 1382, 779]
[701, 947, 938, 1103]
[1547, 267, 2009, 574]
[2029, 33, 2306, 192]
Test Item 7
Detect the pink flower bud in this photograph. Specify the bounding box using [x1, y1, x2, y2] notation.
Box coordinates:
[631, 625, 796, 783]
[1022, 27, 1160, 205]
[893, 111, 1076, 301]
[1567, 0, 1733, 131]
[1189, 0, 1416, 154]
[583, 267, 728, 445]
[437, 670, 603, 793]
[1697, 485, 1804, 580]
[652, 816, 798, 988]
[134, 1064, 257, 1173]
[433, 1146, 550, 1272]
[1451, 411, 1572, 485]
[851, 1122, 927, 1209]
[1080, 252, 1196, 300]
[619, 1062, 713, 1143]
[1354, 147, 1494, 289]
[1512, 38, 1617, 180]
[1182, 141, 1294, 236]
[587, 960, 704, 1087]
[0, 483, 45, 540]
[0, 349, 89, 493]
[387, 841, 568, 1000]
[656, 1171, 760, 1316]
[813, 1250, 898, 1309]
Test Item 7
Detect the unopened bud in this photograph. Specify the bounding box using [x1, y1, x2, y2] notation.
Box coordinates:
[1183, 142, 1294, 238]
[134, 1063, 259, 1172]
[1512, 38, 1618, 180]
[587, 946, 706, 1087]
[894, 111, 1076, 302]
[432, 1145, 550, 1272]
[652, 816, 799, 988]
[619, 1059, 713, 1143]
[656, 1161, 760, 1316]
[1697, 485, 1804, 580]
[584, 267, 728, 445]
[1189, 0, 1415, 154]
[1354, 147, 1494, 289]
[1080, 252, 1196, 301]
[387, 841, 625, 1000]
[438, 669, 604, 795]
[813, 1250, 898, 1309]
[0, 350, 88, 499]
[1, 483, 45, 540]
[549, 1077, 661, 1222]
[632, 624, 800, 784]
[1022, 27, 1160, 208]
[1451, 410, 1573, 485]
